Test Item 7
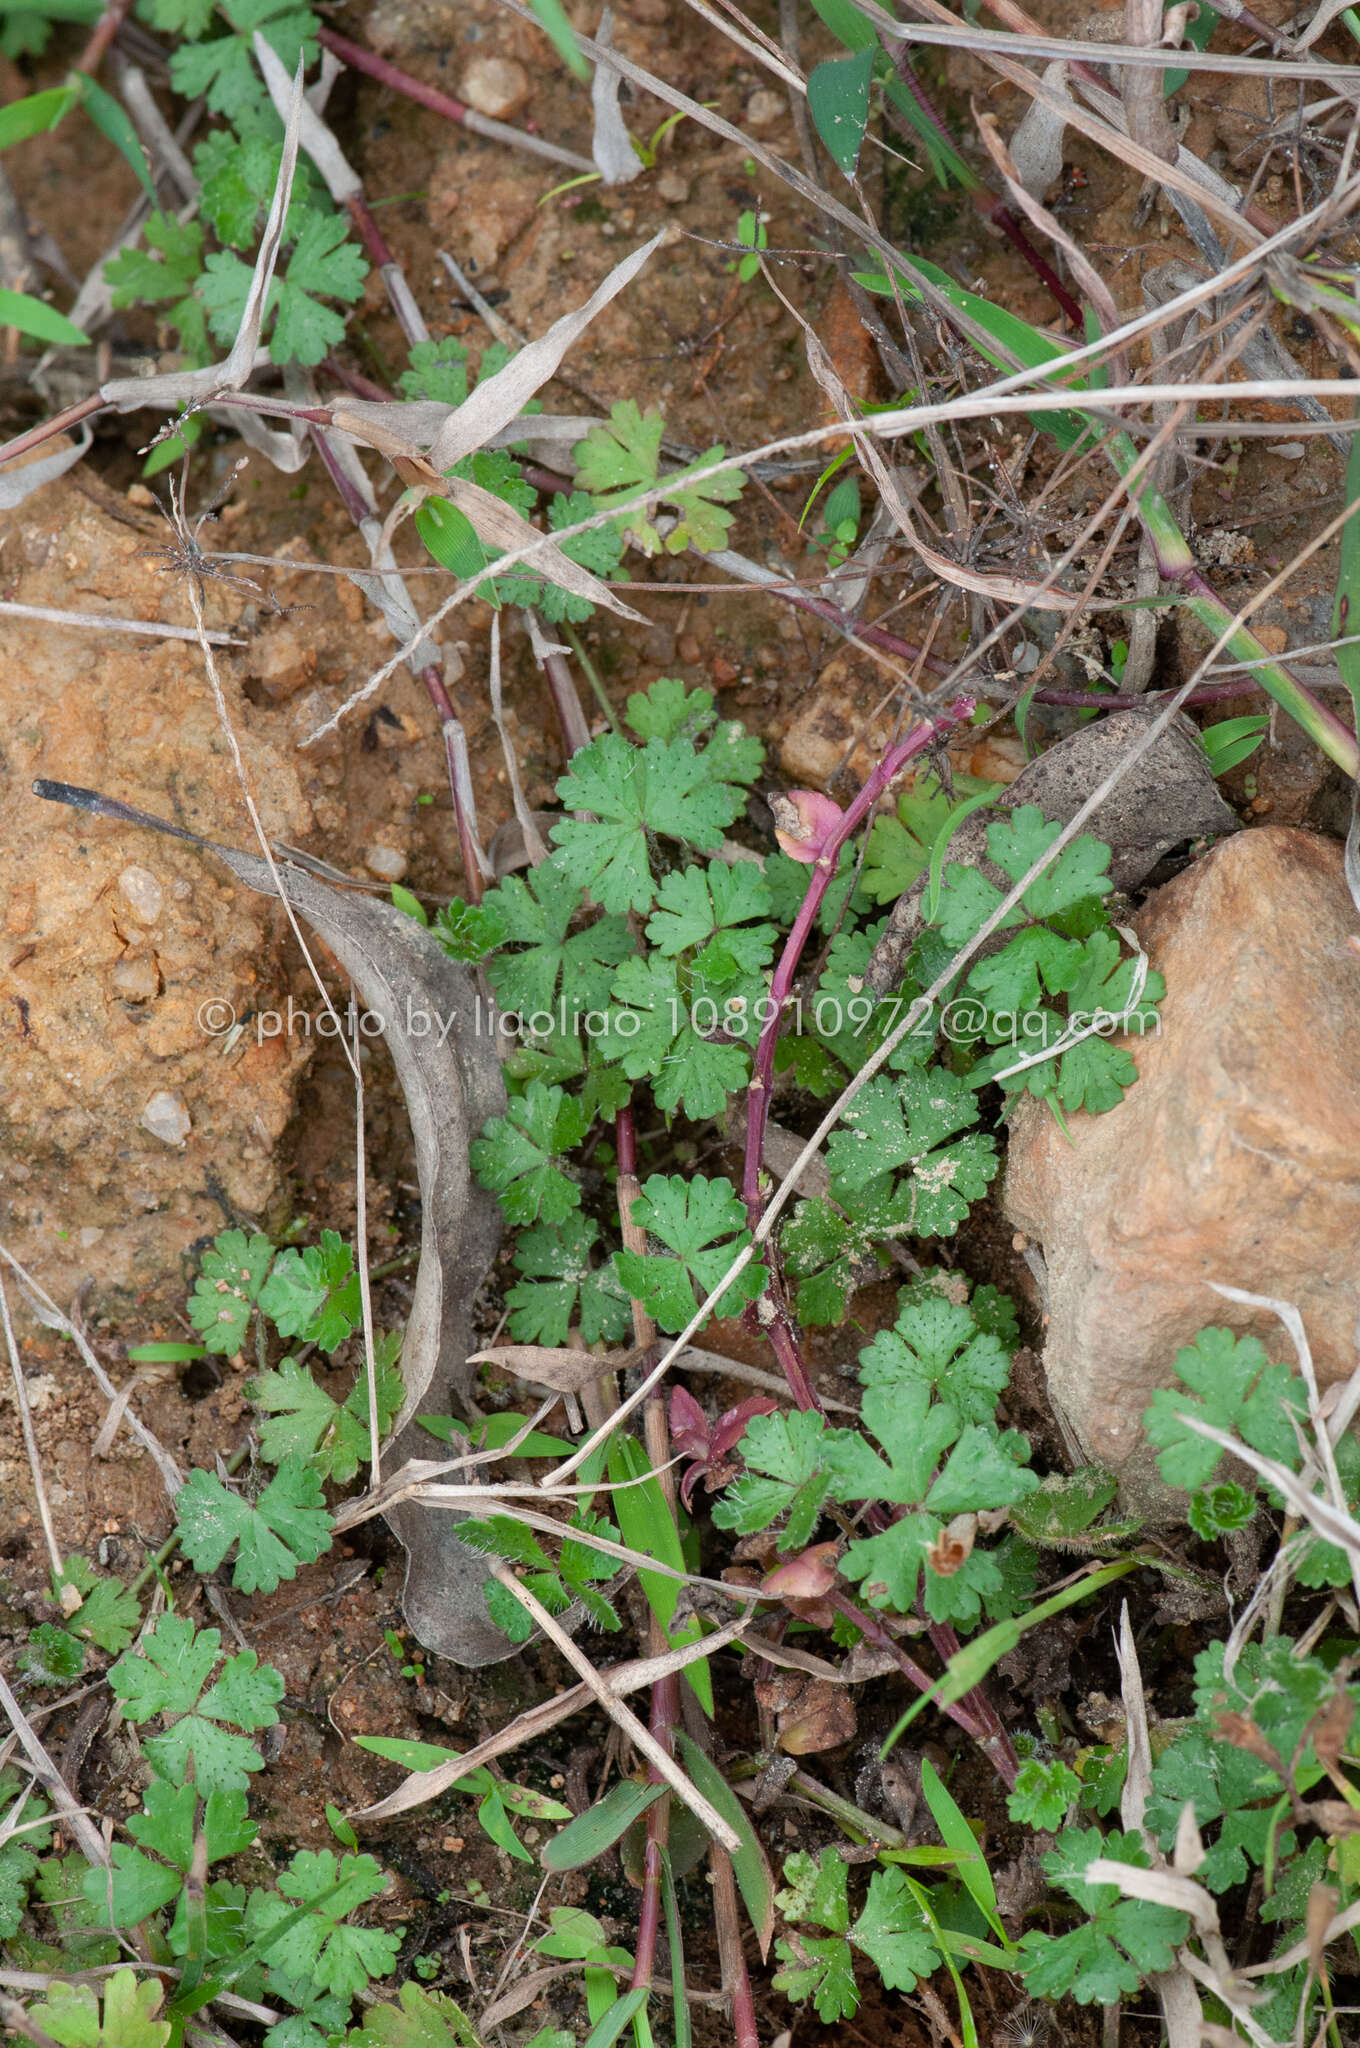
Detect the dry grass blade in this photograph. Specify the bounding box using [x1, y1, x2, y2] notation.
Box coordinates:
[100, 60, 306, 416]
[0, 429, 92, 510]
[1121, 0, 1181, 166]
[0, 1271, 63, 1583]
[0, 601, 242, 645]
[0, 1671, 108, 1870]
[428, 230, 670, 471]
[976, 112, 1123, 356]
[879, 5, 1358, 81]
[253, 31, 360, 202]
[1115, 1601, 1154, 1835]
[1209, 1282, 1360, 1613]
[354, 1608, 755, 1820]
[486, 1560, 742, 1851]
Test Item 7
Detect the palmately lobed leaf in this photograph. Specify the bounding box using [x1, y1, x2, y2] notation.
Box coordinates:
[551, 731, 750, 914]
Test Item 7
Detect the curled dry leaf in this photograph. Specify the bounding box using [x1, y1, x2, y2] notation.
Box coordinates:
[102, 58, 306, 416]
[0, 426, 93, 510]
[590, 7, 643, 185]
[468, 1342, 635, 1393]
[762, 1541, 840, 1602]
[754, 1671, 857, 1755]
[1007, 60, 1071, 198]
[925, 1512, 977, 1578]
[31, 780, 515, 1666]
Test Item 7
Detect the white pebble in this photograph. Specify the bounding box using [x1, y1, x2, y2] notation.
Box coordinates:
[365, 844, 408, 880]
[118, 864, 164, 924]
[141, 1091, 191, 1146]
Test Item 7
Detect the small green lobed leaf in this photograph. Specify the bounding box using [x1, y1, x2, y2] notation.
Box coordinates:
[470, 1080, 586, 1225]
[174, 1457, 332, 1594]
[1144, 1325, 1306, 1493]
[613, 1172, 766, 1331]
[713, 1409, 834, 1550]
[1007, 1758, 1081, 1831]
[258, 1231, 360, 1352]
[188, 1227, 274, 1353]
[551, 731, 750, 914]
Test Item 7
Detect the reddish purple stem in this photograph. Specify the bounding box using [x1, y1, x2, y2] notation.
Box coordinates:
[316, 27, 593, 174]
[742, 696, 975, 1225]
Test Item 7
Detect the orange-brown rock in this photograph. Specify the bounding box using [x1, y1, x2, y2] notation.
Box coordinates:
[0, 477, 316, 1315]
[1005, 826, 1360, 1510]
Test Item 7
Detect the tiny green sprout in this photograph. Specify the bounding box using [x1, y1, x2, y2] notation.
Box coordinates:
[384, 1627, 426, 1682]
[732, 206, 769, 282]
[412, 1955, 440, 1982]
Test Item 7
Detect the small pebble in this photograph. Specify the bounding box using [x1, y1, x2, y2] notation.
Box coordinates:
[746, 88, 783, 128]
[1255, 624, 1288, 655]
[460, 54, 529, 119]
[111, 953, 159, 1002]
[1269, 441, 1306, 459]
[710, 655, 739, 684]
[117, 864, 163, 925]
[126, 482, 155, 508]
[365, 844, 408, 881]
[656, 170, 691, 205]
[678, 632, 702, 663]
[141, 1091, 191, 1146]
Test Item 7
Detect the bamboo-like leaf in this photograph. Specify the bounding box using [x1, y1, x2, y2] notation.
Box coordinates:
[808, 48, 874, 176]
[918, 1759, 1005, 1942]
[674, 1731, 776, 1958]
[0, 289, 87, 347]
[0, 84, 76, 149]
[541, 1780, 667, 1870]
[1332, 412, 1360, 738]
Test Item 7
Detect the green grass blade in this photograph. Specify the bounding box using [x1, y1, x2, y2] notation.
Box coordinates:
[880, 1557, 1142, 1757]
[582, 1988, 649, 2048]
[77, 74, 155, 202]
[0, 288, 87, 347]
[658, 1849, 692, 2048]
[675, 1730, 775, 1958]
[0, 83, 76, 149]
[542, 1781, 667, 1870]
[524, 0, 589, 79]
[917, 1759, 1004, 1941]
